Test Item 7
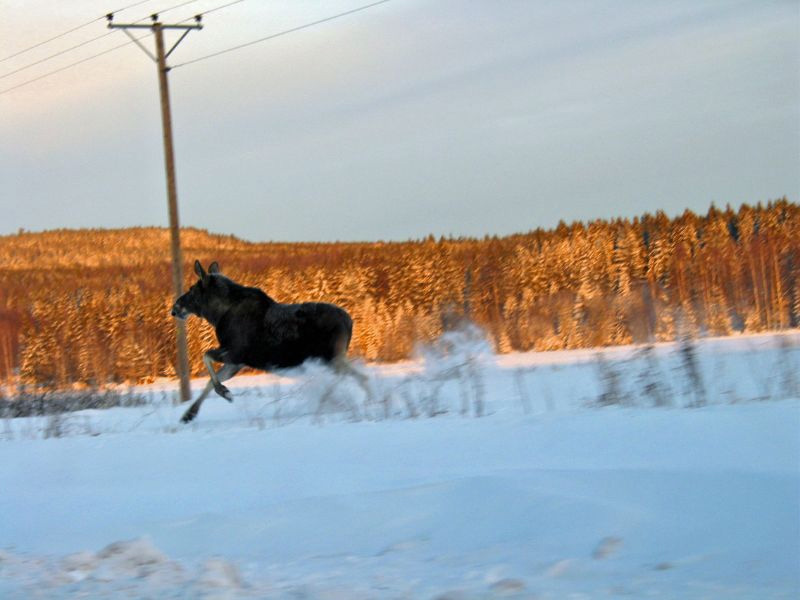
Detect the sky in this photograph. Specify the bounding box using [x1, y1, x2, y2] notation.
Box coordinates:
[1, 0, 798, 242]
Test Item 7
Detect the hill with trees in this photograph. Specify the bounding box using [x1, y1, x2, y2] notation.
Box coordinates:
[1, 199, 797, 387]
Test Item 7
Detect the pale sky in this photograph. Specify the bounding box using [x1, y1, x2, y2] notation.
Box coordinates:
[1, 0, 798, 242]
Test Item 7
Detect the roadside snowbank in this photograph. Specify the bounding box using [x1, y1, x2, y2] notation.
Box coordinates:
[1, 334, 798, 598]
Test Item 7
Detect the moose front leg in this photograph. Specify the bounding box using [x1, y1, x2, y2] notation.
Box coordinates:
[204, 348, 236, 401]
[181, 362, 242, 423]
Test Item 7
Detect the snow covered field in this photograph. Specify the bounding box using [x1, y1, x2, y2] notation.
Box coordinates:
[1, 331, 799, 598]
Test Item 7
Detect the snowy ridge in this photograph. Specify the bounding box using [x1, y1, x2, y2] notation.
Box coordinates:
[0, 332, 798, 598]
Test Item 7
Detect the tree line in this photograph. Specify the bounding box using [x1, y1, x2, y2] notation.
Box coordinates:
[0, 199, 797, 387]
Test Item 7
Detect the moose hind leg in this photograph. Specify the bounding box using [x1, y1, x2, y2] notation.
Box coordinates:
[333, 356, 370, 390]
[181, 362, 242, 423]
[332, 356, 374, 411]
[204, 348, 236, 401]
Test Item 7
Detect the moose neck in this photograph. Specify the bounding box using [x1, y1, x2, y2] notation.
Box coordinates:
[199, 294, 233, 328]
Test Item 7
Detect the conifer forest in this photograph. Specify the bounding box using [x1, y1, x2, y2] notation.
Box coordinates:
[0, 199, 797, 387]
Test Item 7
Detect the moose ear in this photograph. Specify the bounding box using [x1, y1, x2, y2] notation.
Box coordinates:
[208, 261, 220, 275]
[194, 260, 206, 279]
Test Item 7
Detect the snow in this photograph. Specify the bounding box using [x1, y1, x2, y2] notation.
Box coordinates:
[1, 332, 799, 598]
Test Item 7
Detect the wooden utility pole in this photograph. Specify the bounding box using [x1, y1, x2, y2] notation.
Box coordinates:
[107, 13, 203, 404]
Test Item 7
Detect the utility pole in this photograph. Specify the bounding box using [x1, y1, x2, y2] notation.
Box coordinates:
[107, 12, 202, 404]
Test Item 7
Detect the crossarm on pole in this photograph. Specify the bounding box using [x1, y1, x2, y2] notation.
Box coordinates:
[119, 27, 156, 61]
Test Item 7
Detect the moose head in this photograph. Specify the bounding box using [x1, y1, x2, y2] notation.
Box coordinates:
[170, 260, 224, 321]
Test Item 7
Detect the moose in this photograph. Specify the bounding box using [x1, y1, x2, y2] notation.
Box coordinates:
[171, 260, 368, 423]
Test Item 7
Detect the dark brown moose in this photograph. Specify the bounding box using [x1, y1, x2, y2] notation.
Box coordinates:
[171, 260, 367, 423]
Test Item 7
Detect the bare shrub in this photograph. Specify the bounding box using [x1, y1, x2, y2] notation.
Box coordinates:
[633, 345, 671, 407]
[0, 387, 148, 419]
[777, 336, 800, 399]
[416, 322, 492, 417]
[677, 334, 706, 407]
[593, 353, 633, 407]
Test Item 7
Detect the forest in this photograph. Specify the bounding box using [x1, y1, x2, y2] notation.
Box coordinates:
[0, 199, 797, 387]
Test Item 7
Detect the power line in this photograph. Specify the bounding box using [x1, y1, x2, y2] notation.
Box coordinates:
[0, 0, 224, 96]
[176, 0, 246, 24]
[127, 0, 200, 22]
[0, 0, 388, 96]
[0, 34, 151, 96]
[150, 0, 200, 17]
[1, 22, 105, 65]
[172, 0, 393, 69]
[197, 0, 245, 17]
[0, 0, 152, 64]
[110, 0, 156, 14]
[0, 0, 198, 81]
[0, 30, 117, 81]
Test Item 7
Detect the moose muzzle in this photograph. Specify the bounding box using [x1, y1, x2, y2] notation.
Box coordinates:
[171, 302, 190, 320]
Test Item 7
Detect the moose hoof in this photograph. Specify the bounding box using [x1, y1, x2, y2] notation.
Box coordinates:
[214, 383, 233, 402]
